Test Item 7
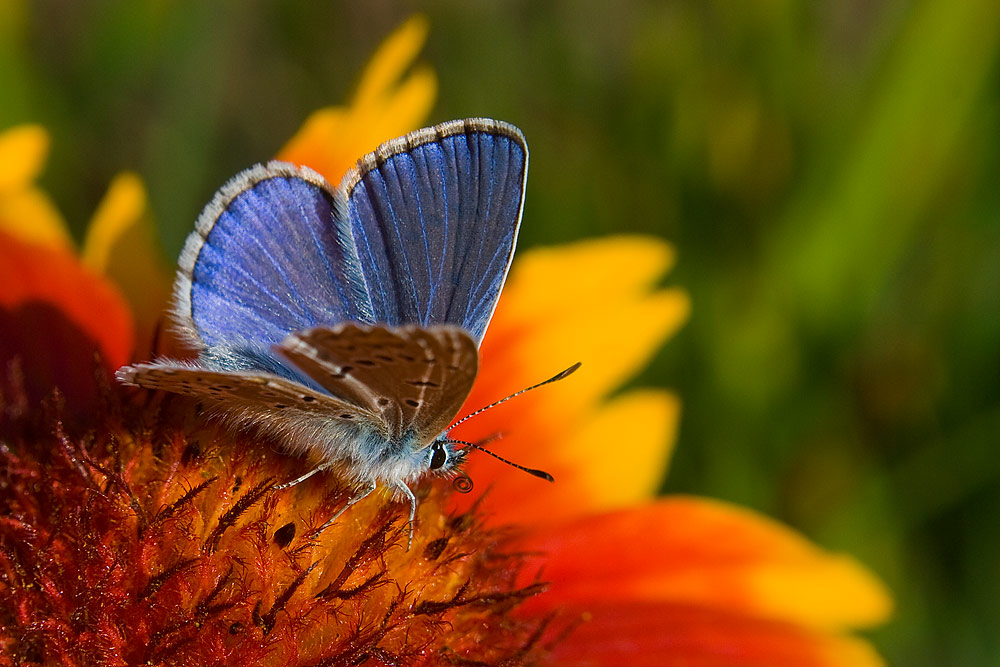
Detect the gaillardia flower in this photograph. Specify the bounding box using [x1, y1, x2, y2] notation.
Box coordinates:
[0, 16, 890, 667]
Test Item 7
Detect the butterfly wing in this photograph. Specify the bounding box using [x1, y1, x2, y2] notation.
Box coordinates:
[116, 361, 375, 419]
[116, 361, 391, 468]
[341, 118, 527, 344]
[276, 323, 478, 444]
[174, 162, 372, 349]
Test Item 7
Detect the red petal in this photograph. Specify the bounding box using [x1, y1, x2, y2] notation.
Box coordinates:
[0, 230, 134, 410]
[545, 602, 884, 667]
[520, 497, 891, 631]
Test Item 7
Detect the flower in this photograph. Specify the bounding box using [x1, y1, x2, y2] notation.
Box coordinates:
[0, 392, 559, 664]
[2, 19, 557, 665]
[0, 118, 175, 416]
[0, 234, 892, 666]
[0, 15, 891, 667]
[448, 237, 892, 665]
[0, 124, 136, 415]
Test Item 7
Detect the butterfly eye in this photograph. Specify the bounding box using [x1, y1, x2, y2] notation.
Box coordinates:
[429, 443, 448, 470]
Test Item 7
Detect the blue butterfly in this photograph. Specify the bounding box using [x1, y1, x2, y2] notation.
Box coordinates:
[117, 118, 564, 534]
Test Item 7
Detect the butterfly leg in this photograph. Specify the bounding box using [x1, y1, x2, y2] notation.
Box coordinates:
[316, 479, 378, 533]
[274, 462, 335, 490]
[394, 481, 418, 550]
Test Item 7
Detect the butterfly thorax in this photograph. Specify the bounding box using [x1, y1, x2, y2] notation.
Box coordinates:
[322, 424, 444, 485]
[281, 418, 466, 489]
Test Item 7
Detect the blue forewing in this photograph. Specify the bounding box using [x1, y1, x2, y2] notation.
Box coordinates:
[173, 118, 528, 355]
[343, 120, 527, 343]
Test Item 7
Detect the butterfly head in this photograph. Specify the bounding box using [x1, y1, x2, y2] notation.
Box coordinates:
[406, 436, 472, 493]
[425, 437, 467, 475]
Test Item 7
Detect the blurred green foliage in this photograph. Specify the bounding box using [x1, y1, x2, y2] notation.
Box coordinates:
[2, 1, 998, 664]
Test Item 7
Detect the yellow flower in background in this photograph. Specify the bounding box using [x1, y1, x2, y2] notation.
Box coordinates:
[82, 172, 172, 356]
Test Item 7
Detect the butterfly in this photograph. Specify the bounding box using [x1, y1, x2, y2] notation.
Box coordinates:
[117, 118, 570, 535]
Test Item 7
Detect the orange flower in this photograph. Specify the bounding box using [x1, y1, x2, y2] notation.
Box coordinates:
[0, 125, 136, 414]
[0, 15, 891, 666]
[0, 236, 892, 666]
[0, 122, 171, 369]
[443, 237, 892, 665]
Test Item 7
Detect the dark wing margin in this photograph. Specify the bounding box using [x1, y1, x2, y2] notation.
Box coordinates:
[173, 162, 373, 349]
[340, 118, 528, 345]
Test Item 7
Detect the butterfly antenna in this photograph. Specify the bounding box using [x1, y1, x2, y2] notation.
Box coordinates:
[447, 438, 554, 482]
[448, 362, 582, 431]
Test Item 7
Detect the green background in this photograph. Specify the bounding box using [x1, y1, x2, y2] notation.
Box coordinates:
[2, 1, 998, 664]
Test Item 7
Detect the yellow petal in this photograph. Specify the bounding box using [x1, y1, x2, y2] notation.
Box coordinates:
[565, 389, 681, 506]
[817, 636, 888, 667]
[82, 172, 172, 356]
[352, 15, 430, 111]
[276, 15, 436, 185]
[457, 236, 690, 523]
[0, 124, 73, 249]
[349, 62, 437, 144]
[0, 188, 73, 249]
[747, 551, 894, 631]
[491, 236, 690, 408]
[0, 124, 49, 192]
[508, 235, 677, 309]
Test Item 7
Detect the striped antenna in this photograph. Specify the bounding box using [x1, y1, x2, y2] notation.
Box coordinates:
[447, 362, 581, 431]
[446, 438, 554, 482]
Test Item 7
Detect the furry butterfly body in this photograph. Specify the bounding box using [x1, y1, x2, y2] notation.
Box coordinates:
[118, 119, 528, 518]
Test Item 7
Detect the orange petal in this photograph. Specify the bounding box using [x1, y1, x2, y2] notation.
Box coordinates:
[276, 15, 436, 184]
[520, 497, 892, 632]
[0, 229, 134, 411]
[0, 229, 134, 372]
[452, 389, 680, 525]
[485, 236, 689, 410]
[544, 602, 885, 667]
[450, 237, 689, 521]
[82, 172, 172, 357]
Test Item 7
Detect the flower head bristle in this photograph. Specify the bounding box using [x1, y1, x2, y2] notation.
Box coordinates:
[0, 391, 556, 666]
